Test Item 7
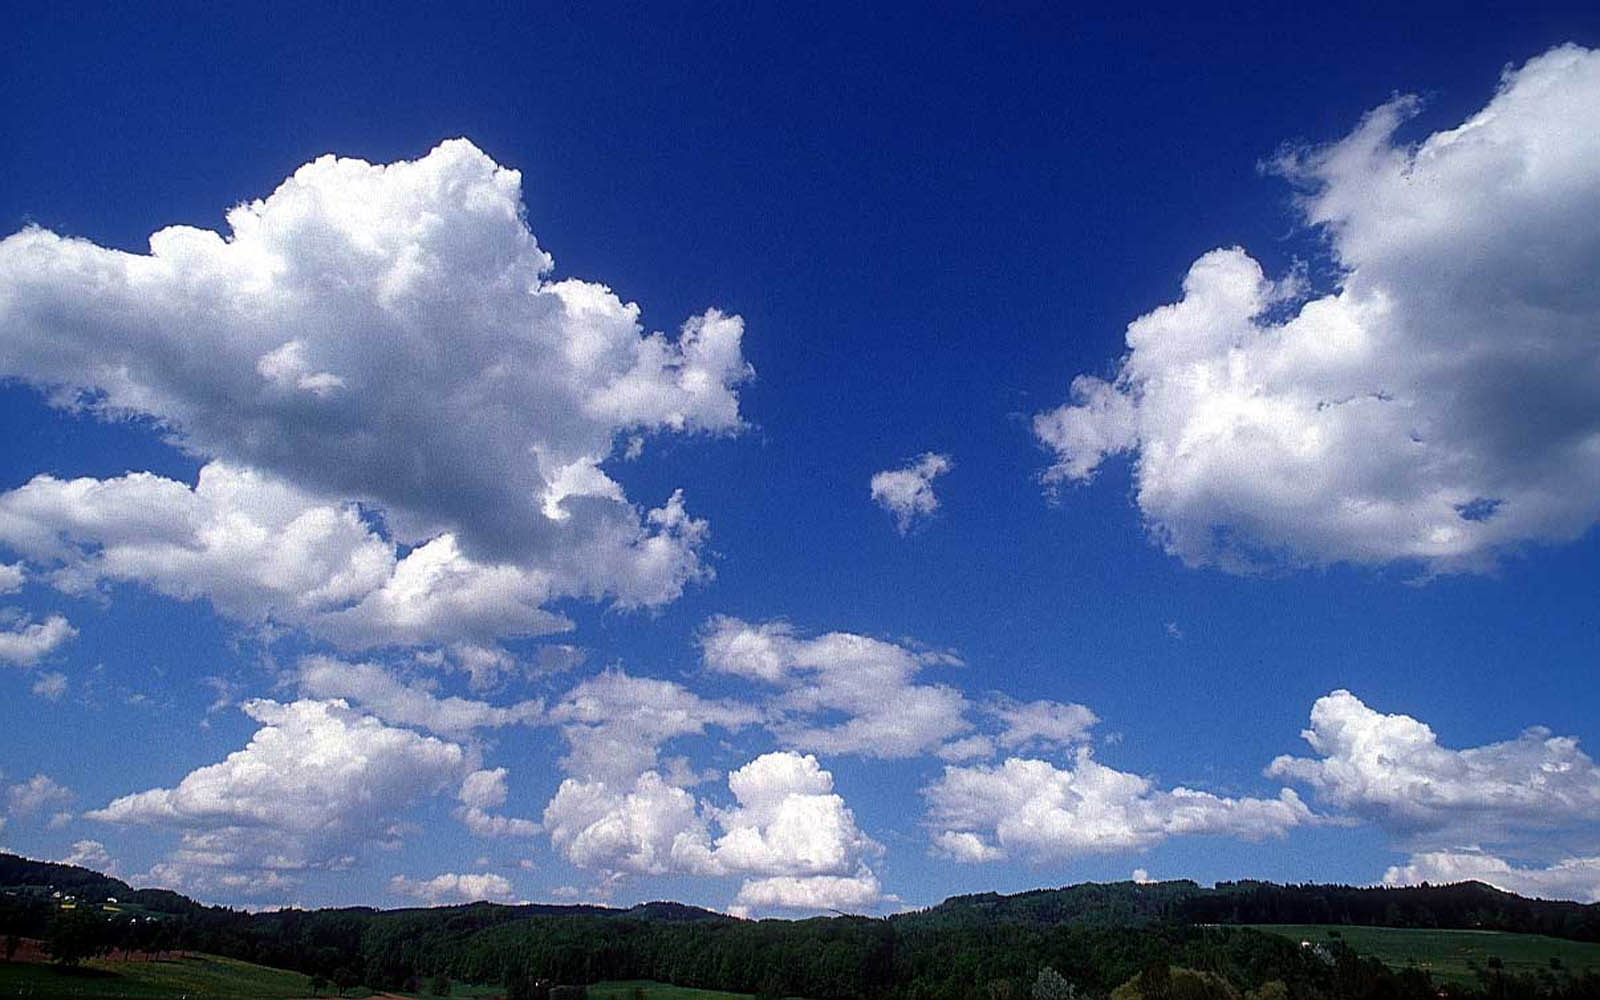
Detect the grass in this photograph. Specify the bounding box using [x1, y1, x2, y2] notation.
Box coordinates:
[0, 959, 765, 1000]
[0, 951, 325, 998]
[399, 982, 507, 999]
[395, 979, 760, 1000]
[1246, 924, 1600, 987]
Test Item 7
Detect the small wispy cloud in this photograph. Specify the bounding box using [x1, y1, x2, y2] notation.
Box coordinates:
[870, 453, 953, 534]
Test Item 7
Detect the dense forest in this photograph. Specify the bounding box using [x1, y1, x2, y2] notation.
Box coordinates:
[5, 852, 1600, 999]
[927, 879, 1600, 941]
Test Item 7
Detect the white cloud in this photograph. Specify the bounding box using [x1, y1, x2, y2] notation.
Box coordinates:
[1035, 45, 1600, 574]
[712, 752, 882, 882]
[460, 768, 512, 810]
[0, 139, 750, 647]
[7, 774, 73, 819]
[458, 807, 541, 840]
[701, 617, 1100, 765]
[936, 735, 997, 762]
[388, 871, 516, 904]
[309, 531, 574, 649]
[0, 463, 684, 653]
[542, 750, 888, 914]
[537, 669, 766, 883]
[88, 699, 468, 894]
[701, 618, 972, 759]
[297, 655, 541, 737]
[31, 671, 67, 701]
[0, 613, 75, 667]
[547, 669, 760, 784]
[135, 860, 298, 901]
[1267, 690, 1600, 844]
[61, 839, 114, 873]
[543, 770, 718, 877]
[924, 749, 1311, 863]
[930, 830, 1005, 863]
[1382, 850, 1600, 903]
[456, 768, 540, 839]
[871, 452, 953, 534]
[731, 869, 890, 915]
[986, 696, 1098, 752]
[0, 562, 23, 593]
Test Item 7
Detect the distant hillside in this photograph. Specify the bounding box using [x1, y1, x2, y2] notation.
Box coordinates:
[1189, 879, 1600, 941]
[0, 852, 197, 915]
[906, 878, 1600, 941]
[907, 879, 1207, 927]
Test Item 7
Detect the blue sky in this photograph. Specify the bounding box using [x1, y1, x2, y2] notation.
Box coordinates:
[2, 3, 1599, 913]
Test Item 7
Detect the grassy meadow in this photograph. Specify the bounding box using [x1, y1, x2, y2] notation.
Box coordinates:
[0, 953, 765, 1000]
[1247, 924, 1600, 987]
[0, 950, 320, 998]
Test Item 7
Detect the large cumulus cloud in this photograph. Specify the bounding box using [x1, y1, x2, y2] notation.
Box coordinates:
[88, 698, 470, 896]
[1382, 850, 1600, 903]
[0, 139, 750, 649]
[1035, 45, 1600, 573]
[542, 749, 888, 914]
[924, 748, 1311, 863]
[701, 616, 1096, 762]
[1268, 690, 1600, 844]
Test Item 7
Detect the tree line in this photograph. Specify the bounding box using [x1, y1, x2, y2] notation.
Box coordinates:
[5, 852, 1600, 1000]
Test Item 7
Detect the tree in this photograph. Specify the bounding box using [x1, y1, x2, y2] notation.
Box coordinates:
[1112, 968, 1237, 1000]
[4, 933, 18, 962]
[755, 978, 782, 1000]
[1034, 966, 1080, 1000]
[988, 979, 1020, 1000]
[151, 921, 177, 959]
[332, 965, 359, 996]
[1139, 961, 1172, 1000]
[430, 971, 454, 996]
[308, 973, 329, 997]
[507, 965, 546, 1000]
[46, 906, 110, 967]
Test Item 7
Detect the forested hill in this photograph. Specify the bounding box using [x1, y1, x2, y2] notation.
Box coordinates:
[908, 880, 1206, 927]
[1187, 880, 1600, 941]
[912, 879, 1600, 941]
[0, 851, 196, 915]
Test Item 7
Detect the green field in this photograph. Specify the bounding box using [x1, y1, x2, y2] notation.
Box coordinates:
[1247, 924, 1600, 987]
[0, 960, 769, 1000]
[0, 952, 321, 998]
